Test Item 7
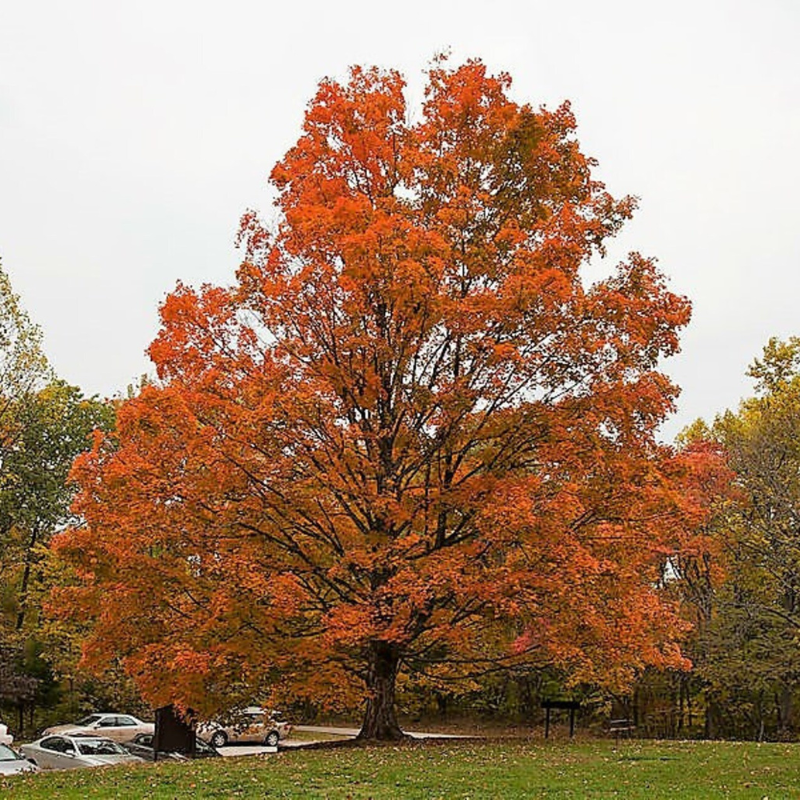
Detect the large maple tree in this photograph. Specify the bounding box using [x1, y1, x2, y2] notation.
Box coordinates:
[55, 60, 700, 739]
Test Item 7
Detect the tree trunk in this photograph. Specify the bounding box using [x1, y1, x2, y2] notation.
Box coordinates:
[15, 526, 39, 631]
[435, 691, 448, 720]
[777, 684, 793, 737]
[517, 675, 534, 721]
[357, 642, 406, 741]
[704, 690, 717, 739]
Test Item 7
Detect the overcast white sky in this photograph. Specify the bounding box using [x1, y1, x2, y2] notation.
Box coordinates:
[1, 0, 798, 440]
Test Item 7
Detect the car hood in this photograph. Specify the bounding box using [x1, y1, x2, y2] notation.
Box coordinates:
[42, 724, 88, 735]
[0, 759, 37, 774]
[81, 754, 142, 766]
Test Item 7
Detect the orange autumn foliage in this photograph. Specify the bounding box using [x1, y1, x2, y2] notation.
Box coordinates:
[53, 59, 711, 739]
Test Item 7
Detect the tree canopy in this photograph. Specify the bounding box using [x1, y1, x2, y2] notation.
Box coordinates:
[54, 59, 702, 739]
[0, 258, 51, 508]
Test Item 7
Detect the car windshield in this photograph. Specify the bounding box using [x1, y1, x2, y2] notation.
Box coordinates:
[76, 715, 103, 726]
[0, 744, 22, 761]
[75, 739, 127, 756]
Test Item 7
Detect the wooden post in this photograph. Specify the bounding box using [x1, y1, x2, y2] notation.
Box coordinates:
[542, 699, 580, 740]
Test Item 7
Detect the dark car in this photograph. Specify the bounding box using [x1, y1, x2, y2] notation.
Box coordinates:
[120, 732, 220, 761]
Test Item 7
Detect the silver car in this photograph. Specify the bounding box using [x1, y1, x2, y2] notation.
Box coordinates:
[19, 734, 143, 770]
[0, 743, 38, 775]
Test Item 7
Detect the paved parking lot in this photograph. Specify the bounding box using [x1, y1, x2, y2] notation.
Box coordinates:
[218, 744, 278, 757]
[215, 725, 468, 757]
[293, 725, 468, 740]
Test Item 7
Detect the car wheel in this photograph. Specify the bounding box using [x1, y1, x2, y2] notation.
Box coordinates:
[210, 731, 227, 748]
[265, 731, 279, 747]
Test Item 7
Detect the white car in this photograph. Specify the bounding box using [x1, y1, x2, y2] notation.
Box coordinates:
[20, 734, 143, 770]
[43, 713, 154, 742]
[0, 723, 12, 746]
[0, 743, 38, 775]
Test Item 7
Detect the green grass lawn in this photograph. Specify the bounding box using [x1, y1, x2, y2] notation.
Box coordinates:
[4, 738, 800, 799]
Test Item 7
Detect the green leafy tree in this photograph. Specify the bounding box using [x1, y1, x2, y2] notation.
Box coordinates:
[0, 259, 51, 511]
[0, 260, 115, 732]
[0, 381, 115, 632]
[0, 258, 52, 726]
[684, 338, 800, 739]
